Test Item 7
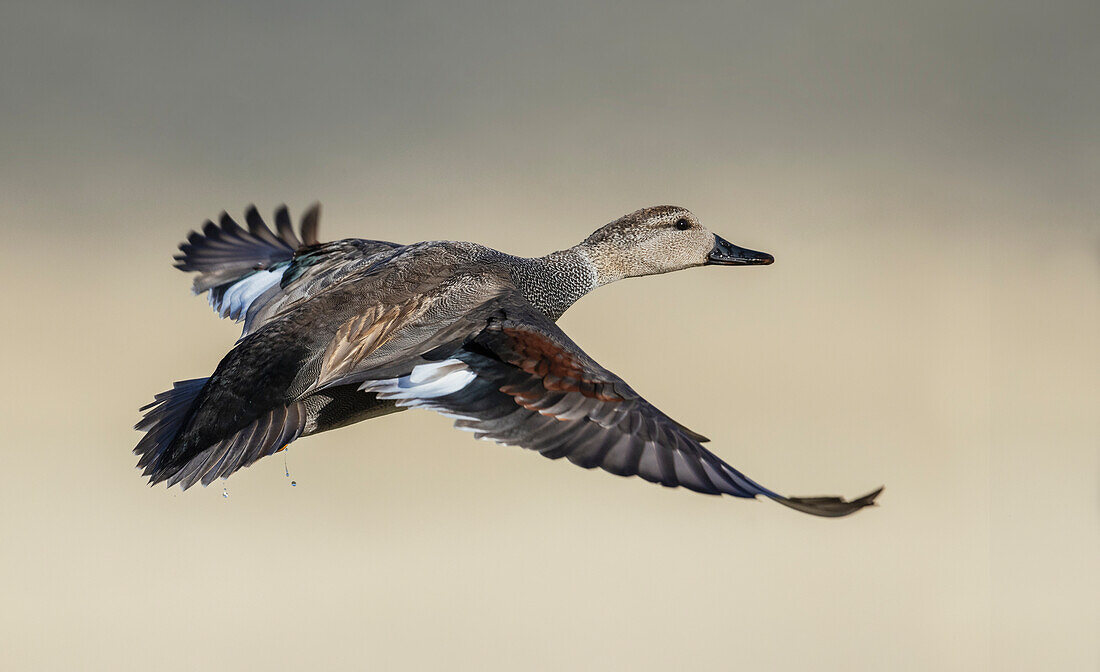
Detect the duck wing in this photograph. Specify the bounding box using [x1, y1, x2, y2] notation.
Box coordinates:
[134, 252, 515, 490]
[344, 294, 882, 518]
[174, 204, 402, 335]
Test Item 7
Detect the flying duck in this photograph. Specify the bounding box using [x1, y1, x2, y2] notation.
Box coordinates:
[135, 204, 882, 517]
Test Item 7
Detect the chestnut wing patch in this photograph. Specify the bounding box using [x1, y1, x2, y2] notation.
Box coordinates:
[394, 298, 881, 517]
[491, 326, 625, 404]
[407, 303, 781, 499]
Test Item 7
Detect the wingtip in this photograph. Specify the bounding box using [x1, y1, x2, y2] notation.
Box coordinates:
[300, 202, 322, 246]
[770, 485, 884, 518]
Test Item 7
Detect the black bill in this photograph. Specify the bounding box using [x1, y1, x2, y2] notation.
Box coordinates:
[706, 234, 774, 265]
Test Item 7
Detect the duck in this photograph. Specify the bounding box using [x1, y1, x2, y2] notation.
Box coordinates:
[134, 204, 882, 517]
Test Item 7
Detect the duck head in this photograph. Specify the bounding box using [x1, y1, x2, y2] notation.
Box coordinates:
[578, 206, 773, 285]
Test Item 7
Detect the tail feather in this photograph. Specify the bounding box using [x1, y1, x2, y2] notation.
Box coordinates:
[135, 379, 307, 490]
[133, 378, 208, 475]
[158, 403, 306, 490]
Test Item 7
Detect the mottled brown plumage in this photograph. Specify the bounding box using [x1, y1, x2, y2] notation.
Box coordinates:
[135, 204, 882, 516]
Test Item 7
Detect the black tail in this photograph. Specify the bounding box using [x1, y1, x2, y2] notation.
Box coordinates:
[174, 204, 321, 294]
[133, 378, 208, 483]
[134, 374, 308, 490]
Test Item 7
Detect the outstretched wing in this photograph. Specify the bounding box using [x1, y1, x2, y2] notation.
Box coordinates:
[354, 295, 881, 517]
[135, 249, 517, 491]
[174, 204, 402, 335]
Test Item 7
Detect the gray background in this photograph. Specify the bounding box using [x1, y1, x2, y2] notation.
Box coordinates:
[1, 1, 1096, 670]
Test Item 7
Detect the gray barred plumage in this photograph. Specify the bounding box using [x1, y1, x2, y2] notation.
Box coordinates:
[134, 204, 881, 516]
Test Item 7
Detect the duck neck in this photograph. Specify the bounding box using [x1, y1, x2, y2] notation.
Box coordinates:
[509, 247, 599, 321]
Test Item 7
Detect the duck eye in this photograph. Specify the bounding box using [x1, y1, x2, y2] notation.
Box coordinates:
[675, 218, 691, 230]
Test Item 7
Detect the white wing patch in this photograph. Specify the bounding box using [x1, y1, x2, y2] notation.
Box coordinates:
[362, 359, 478, 419]
[209, 268, 286, 321]
[365, 359, 476, 400]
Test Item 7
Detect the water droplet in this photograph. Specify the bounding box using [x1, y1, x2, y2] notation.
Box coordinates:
[290, 481, 297, 487]
[222, 488, 229, 499]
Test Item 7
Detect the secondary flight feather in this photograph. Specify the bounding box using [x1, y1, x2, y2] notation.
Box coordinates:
[135, 204, 882, 517]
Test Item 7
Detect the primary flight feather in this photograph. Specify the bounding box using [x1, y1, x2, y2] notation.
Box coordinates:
[135, 204, 881, 517]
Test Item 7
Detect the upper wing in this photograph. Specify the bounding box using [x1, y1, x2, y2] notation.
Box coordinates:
[174, 204, 402, 335]
[136, 246, 515, 491]
[352, 295, 882, 517]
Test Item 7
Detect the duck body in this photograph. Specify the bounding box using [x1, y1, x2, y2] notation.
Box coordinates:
[136, 205, 881, 517]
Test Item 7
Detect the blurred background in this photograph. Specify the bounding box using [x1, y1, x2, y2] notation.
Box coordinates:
[1, 1, 1096, 670]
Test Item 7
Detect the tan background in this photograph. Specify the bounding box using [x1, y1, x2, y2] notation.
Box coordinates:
[1, 2, 1097, 670]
